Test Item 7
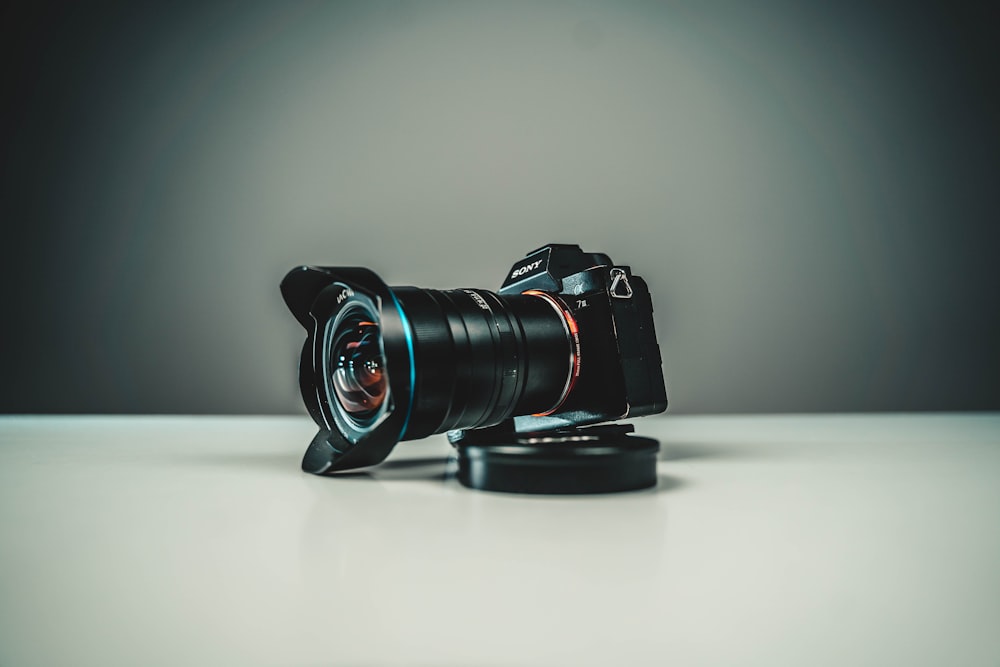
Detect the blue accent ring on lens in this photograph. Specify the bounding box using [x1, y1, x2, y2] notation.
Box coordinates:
[388, 288, 415, 440]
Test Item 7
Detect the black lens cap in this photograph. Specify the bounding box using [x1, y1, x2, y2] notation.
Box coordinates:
[449, 424, 659, 494]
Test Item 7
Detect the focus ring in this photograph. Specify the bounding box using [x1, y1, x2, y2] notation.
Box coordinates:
[391, 288, 457, 440]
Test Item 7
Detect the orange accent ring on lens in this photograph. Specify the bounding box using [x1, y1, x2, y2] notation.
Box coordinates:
[523, 290, 581, 416]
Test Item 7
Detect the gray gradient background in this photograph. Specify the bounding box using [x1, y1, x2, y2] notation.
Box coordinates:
[2, 1, 997, 415]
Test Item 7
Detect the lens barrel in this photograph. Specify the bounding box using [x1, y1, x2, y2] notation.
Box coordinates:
[389, 288, 572, 441]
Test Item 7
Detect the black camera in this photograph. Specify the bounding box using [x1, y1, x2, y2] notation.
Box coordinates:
[281, 243, 667, 493]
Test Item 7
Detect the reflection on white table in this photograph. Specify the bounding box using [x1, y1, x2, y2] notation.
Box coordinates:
[1, 414, 998, 666]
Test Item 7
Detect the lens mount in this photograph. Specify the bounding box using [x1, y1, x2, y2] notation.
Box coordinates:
[522, 290, 581, 416]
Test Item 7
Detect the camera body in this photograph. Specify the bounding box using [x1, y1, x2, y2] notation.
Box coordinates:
[281, 243, 667, 476]
[494, 243, 666, 434]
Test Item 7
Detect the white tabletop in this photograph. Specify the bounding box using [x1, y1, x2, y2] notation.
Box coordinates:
[1, 414, 998, 666]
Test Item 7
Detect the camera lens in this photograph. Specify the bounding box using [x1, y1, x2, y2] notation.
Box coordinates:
[282, 265, 582, 472]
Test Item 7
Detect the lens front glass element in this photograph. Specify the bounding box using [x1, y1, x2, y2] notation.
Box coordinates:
[328, 307, 388, 423]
